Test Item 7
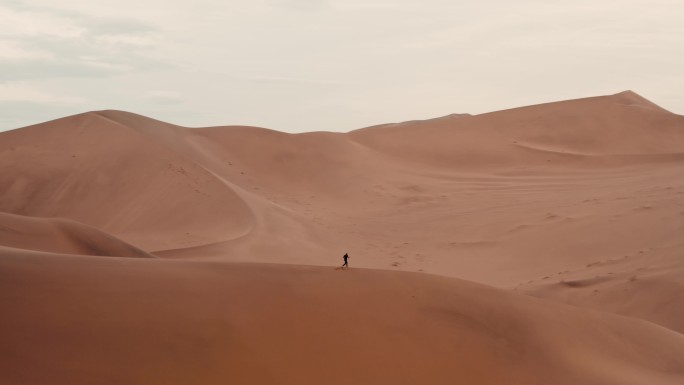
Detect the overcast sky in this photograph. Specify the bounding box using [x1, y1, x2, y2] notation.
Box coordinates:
[1, 0, 683, 132]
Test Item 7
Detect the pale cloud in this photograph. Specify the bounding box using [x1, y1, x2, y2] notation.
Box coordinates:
[0, 40, 53, 61]
[78, 57, 132, 72]
[0, 2, 165, 82]
[1, 0, 683, 132]
[94, 34, 158, 47]
[247, 75, 342, 86]
[143, 90, 184, 105]
[267, 0, 330, 11]
[0, 5, 85, 38]
[0, 82, 84, 104]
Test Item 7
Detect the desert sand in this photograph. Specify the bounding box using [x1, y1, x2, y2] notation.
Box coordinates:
[2, 90, 684, 384]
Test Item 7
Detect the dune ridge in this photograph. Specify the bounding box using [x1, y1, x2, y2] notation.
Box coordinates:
[2, 253, 684, 385]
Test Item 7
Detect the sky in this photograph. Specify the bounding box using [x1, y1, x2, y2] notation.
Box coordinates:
[1, 0, 683, 132]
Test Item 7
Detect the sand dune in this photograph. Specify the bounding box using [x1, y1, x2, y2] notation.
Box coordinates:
[0, 111, 254, 251]
[2, 91, 684, 384]
[350, 91, 684, 167]
[0, 212, 153, 258]
[2, 253, 684, 385]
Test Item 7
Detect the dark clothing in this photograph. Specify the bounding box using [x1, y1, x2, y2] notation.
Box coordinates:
[343, 253, 349, 268]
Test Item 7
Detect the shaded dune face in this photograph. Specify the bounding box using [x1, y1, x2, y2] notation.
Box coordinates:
[2, 91, 684, 384]
[0, 212, 153, 258]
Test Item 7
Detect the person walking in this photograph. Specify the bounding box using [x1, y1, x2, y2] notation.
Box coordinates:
[342, 253, 350, 269]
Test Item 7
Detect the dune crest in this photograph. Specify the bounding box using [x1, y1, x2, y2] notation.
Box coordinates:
[2, 255, 684, 385]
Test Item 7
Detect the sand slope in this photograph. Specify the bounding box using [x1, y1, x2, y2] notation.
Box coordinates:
[0, 212, 153, 258]
[2, 253, 684, 385]
[518, 248, 684, 333]
[0, 111, 253, 251]
[350, 91, 684, 167]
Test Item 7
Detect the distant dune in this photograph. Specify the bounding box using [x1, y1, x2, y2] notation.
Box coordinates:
[351, 91, 684, 165]
[2, 91, 684, 384]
